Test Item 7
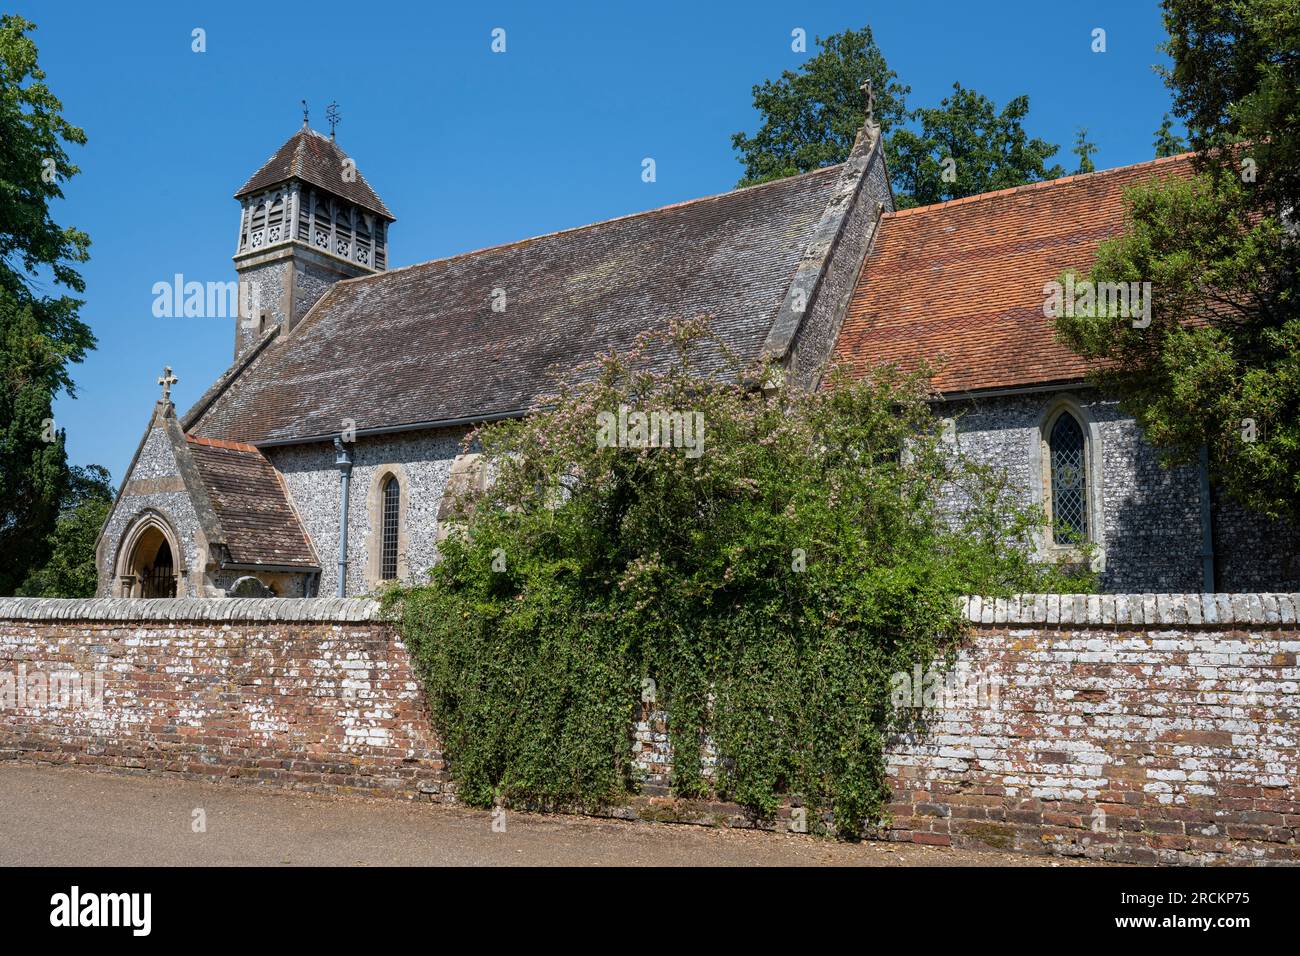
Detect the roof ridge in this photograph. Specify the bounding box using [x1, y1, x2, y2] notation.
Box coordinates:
[886, 150, 1198, 220]
[338, 163, 846, 287]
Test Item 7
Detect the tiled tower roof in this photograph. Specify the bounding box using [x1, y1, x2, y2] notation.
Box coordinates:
[235, 128, 393, 220]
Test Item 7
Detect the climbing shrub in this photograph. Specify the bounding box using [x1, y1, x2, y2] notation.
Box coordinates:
[390, 320, 1093, 833]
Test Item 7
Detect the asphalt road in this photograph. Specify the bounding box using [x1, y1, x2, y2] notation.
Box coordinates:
[0, 764, 1096, 866]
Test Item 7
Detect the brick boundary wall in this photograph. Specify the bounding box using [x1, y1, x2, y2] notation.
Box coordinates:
[883, 594, 1300, 865]
[630, 594, 1300, 865]
[2, 594, 1298, 865]
[0, 598, 449, 799]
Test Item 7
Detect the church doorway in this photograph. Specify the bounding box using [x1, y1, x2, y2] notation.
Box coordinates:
[137, 535, 177, 598]
[115, 513, 182, 598]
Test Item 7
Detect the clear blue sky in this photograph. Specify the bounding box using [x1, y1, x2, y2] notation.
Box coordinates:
[16, 0, 1179, 482]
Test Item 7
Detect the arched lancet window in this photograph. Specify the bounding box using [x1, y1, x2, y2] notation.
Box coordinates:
[1048, 411, 1088, 544]
[381, 475, 400, 580]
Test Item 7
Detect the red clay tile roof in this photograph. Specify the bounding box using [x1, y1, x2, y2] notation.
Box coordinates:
[191, 165, 844, 444]
[187, 434, 259, 453]
[833, 153, 1196, 394]
[235, 128, 393, 220]
[185, 437, 318, 568]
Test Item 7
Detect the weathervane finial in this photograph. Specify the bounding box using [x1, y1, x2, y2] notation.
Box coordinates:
[326, 100, 341, 140]
[301, 98, 309, 129]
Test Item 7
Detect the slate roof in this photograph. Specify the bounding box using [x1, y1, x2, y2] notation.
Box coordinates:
[235, 128, 394, 220]
[185, 436, 318, 568]
[832, 153, 1196, 395]
[190, 164, 844, 444]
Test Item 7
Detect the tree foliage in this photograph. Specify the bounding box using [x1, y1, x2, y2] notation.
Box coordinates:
[0, 15, 96, 594]
[391, 322, 1093, 834]
[731, 27, 909, 187]
[18, 464, 113, 598]
[1055, 0, 1300, 521]
[0, 15, 91, 366]
[1072, 128, 1098, 174]
[1160, 0, 1299, 214]
[1153, 113, 1188, 158]
[888, 83, 1063, 209]
[731, 27, 1063, 208]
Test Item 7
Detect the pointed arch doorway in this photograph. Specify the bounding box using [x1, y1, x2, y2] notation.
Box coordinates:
[115, 512, 183, 598]
[137, 535, 176, 597]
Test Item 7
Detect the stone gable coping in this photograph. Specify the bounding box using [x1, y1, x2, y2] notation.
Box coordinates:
[1, 594, 1296, 626]
[760, 123, 884, 365]
[0, 597, 382, 623]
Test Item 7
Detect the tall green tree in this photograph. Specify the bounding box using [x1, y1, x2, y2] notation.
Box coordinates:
[1153, 113, 1188, 157]
[888, 83, 1063, 209]
[0, 14, 94, 594]
[731, 27, 1062, 207]
[1071, 128, 1098, 173]
[18, 464, 113, 598]
[1160, 0, 1299, 215]
[1055, 0, 1300, 522]
[731, 27, 910, 187]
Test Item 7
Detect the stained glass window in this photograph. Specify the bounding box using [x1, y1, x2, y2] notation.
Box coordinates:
[381, 476, 400, 580]
[1049, 413, 1088, 544]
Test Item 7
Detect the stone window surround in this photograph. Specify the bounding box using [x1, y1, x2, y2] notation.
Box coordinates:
[364, 463, 410, 589]
[1030, 396, 1106, 571]
[113, 508, 189, 598]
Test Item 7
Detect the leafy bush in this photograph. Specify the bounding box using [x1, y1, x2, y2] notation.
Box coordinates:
[18, 464, 113, 598]
[391, 320, 1092, 834]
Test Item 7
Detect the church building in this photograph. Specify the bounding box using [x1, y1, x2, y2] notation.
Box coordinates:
[95, 116, 1300, 599]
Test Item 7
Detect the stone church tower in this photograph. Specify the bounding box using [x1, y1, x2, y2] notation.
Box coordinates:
[231, 121, 395, 358]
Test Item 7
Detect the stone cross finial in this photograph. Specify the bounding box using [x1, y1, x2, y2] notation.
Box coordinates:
[158, 366, 178, 403]
[859, 79, 875, 125]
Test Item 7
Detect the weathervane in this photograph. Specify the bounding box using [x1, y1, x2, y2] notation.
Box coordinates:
[859, 79, 875, 125]
[326, 100, 341, 140]
[301, 98, 309, 129]
[157, 366, 178, 403]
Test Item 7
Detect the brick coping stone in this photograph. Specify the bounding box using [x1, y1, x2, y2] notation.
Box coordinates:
[962, 592, 1300, 627]
[0, 597, 382, 623]
[0, 594, 1296, 627]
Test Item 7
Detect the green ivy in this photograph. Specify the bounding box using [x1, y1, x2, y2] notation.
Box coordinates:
[390, 321, 1093, 834]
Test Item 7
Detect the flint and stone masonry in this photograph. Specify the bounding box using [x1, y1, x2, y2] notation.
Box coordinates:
[2, 594, 1297, 864]
[937, 392, 1300, 593]
[97, 122, 1300, 602]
